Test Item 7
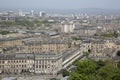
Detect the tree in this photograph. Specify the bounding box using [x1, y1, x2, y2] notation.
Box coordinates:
[69, 59, 119, 80]
[97, 60, 105, 68]
[0, 31, 11, 35]
[69, 60, 98, 80]
[117, 61, 120, 69]
[116, 50, 120, 57]
[113, 31, 118, 38]
[112, 70, 120, 80]
[61, 69, 69, 77]
[68, 72, 87, 80]
[75, 59, 97, 74]
[97, 64, 116, 80]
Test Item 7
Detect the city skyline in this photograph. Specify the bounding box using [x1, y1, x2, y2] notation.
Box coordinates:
[0, 0, 120, 10]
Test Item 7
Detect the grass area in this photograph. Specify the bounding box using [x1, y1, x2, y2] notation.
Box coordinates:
[0, 31, 16, 35]
[0, 31, 11, 35]
[101, 32, 118, 38]
[0, 20, 43, 27]
[72, 37, 82, 40]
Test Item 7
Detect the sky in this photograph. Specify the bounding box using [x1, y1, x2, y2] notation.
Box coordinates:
[0, 0, 120, 10]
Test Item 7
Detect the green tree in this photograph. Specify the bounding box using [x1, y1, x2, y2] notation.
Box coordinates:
[68, 72, 87, 80]
[0, 31, 11, 35]
[61, 69, 69, 77]
[97, 64, 116, 80]
[117, 61, 120, 69]
[113, 31, 118, 38]
[69, 59, 120, 80]
[97, 60, 105, 68]
[116, 50, 120, 57]
[75, 59, 97, 75]
[112, 70, 120, 80]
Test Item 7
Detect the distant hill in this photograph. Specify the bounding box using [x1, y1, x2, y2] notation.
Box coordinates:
[0, 8, 120, 15]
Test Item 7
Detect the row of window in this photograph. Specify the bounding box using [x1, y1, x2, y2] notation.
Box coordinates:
[0, 65, 27, 68]
[35, 60, 56, 64]
[0, 60, 27, 64]
[35, 65, 55, 69]
[35, 65, 47, 68]
[28, 47, 67, 50]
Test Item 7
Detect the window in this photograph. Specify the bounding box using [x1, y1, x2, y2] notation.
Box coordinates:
[2, 61, 4, 63]
[45, 65, 47, 68]
[36, 65, 38, 68]
[52, 61, 54, 63]
[39, 65, 41, 68]
[8, 61, 10, 63]
[39, 61, 41, 64]
[42, 60, 44, 64]
[42, 65, 44, 68]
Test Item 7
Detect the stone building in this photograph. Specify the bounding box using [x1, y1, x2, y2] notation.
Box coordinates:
[0, 53, 34, 74]
[23, 41, 71, 53]
[81, 39, 119, 57]
[31, 53, 62, 74]
[0, 53, 63, 74]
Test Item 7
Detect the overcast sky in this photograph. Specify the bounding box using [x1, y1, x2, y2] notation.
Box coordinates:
[0, 0, 120, 9]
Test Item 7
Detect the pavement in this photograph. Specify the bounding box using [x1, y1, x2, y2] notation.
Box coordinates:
[1, 74, 62, 80]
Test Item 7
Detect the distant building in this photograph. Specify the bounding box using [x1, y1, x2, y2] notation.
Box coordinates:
[62, 23, 75, 33]
[0, 16, 15, 21]
[18, 9, 25, 17]
[39, 11, 46, 17]
[31, 10, 34, 16]
[74, 27, 97, 36]
[7, 11, 14, 16]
